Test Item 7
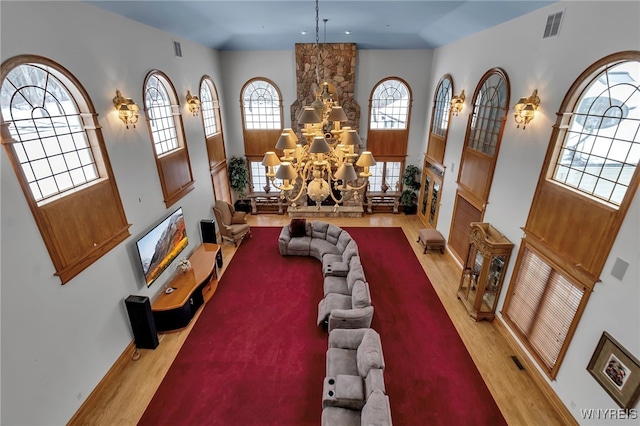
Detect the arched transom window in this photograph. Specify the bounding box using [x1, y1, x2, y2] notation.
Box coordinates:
[1, 63, 99, 202]
[468, 73, 508, 156]
[144, 73, 180, 156]
[551, 59, 640, 206]
[200, 77, 219, 138]
[370, 78, 410, 129]
[242, 79, 281, 130]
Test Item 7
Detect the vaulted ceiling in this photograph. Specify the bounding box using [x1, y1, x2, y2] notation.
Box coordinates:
[86, 0, 556, 51]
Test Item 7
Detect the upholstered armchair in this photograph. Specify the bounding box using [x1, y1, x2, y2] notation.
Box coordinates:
[213, 200, 251, 246]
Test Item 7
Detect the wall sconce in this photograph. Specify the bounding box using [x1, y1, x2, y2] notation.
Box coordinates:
[186, 90, 201, 116]
[513, 89, 540, 129]
[112, 90, 139, 129]
[451, 90, 465, 116]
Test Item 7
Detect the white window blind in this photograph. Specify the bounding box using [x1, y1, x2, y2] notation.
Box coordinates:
[505, 247, 584, 375]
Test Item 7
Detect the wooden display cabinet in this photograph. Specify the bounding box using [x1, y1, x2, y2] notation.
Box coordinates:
[457, 222, 513, 321]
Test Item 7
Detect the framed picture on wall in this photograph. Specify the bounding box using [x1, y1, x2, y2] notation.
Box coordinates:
[587, 332, 640, 409]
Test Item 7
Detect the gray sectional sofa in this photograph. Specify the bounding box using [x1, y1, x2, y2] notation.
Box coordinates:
[278, 219, 392, 424]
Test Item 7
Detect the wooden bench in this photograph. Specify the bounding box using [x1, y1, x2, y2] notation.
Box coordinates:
[417, 228, 445, 254]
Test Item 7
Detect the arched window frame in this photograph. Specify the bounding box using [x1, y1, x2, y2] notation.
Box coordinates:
[199, 75, 231, 203]
[369, 78, 411, 130]
[0, 55, 130, 284]
[143, 70, 194, 207]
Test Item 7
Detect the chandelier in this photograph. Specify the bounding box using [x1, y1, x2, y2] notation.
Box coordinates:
[261, 0, 376, 211]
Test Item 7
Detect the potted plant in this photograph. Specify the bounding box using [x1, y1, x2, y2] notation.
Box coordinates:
[401, 164, 421, 215]
[227, 156, 251, 212]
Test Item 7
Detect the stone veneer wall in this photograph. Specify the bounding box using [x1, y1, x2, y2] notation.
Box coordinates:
[292, 43, 361, 135]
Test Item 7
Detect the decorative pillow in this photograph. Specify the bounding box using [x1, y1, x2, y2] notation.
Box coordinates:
[351, 280, 371, 309]
[289, 218, 307, 237]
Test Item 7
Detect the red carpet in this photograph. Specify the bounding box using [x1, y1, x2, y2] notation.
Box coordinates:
[139, 226, 506, 425]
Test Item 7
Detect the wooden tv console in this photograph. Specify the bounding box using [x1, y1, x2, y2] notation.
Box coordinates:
[151, 243, 220, 332]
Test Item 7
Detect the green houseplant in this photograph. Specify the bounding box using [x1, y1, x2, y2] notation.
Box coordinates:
[227, 156, 251, 212]
[401, 164, 421, 214]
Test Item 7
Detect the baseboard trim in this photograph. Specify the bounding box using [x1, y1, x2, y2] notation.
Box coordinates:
[67, 340, 137, 426]
[494, 317, 578, 426]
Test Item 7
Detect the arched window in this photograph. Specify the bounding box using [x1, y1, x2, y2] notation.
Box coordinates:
[448, 68, 509, 263]
[239, 78, 283, 196]
[422, 75, 454, 227]
[200, 77, 220, 138]
[366, 77, 413, 198]
[551, 58, 639, 206]
[241, 79, 282, 130]
[503, 52, 640, 379]
[370, 78, 410, 129]
[0, 55, 129, 284]
[199, 76, 231, 203]
[143, 70, 194, 207]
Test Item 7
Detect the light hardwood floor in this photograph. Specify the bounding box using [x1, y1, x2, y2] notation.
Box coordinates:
[69, 214, 570, 426]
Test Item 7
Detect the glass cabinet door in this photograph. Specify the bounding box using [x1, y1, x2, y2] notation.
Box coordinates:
[480, 255, 506, 312]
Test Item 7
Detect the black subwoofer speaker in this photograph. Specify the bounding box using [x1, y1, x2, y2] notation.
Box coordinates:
[125, 295, 159, 349]
[201, 219, 223, 268]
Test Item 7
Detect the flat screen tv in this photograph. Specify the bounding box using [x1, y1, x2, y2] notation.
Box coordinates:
[135, 207, 188, 287]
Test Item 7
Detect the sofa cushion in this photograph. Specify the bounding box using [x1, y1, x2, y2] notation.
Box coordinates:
[324, 276, 350, 296]
[312, 220, 330, 239]
[289, 218, 307, 237]
[351, 280, 371, 309]
[327, 347, 359, 377]
[341, 240, 359, 262]
[287, 236, 312, 255]
[361, 389, 391, 426]
[356, 330, 384, 377]
[321, 406, 361, 426]
[335, 231, 353, 253]
[326, 224, 343, 245]
[346, 262, 365, 292]
[310, 238, 341, 260]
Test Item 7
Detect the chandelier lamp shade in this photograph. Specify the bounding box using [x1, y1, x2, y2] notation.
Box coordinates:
[260, 0, 376, 210]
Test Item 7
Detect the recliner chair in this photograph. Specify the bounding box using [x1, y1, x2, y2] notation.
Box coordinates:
[213, 200, 251, 246]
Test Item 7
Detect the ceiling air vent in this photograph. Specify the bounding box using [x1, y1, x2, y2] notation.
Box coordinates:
[543, 10, 563, 39]
[173, 40, 182, 57]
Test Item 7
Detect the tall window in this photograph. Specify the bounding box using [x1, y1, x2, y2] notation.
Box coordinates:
[242, 79, 281, 130]
[200, 78, 219, 138]
[551, 60, 639, 206]
[200, 76, 230, 202]
[370, 78, 410, 129]
[240, 78, 283, 193]
[143, 70, 194, 207]
[1, 55, 129, 283]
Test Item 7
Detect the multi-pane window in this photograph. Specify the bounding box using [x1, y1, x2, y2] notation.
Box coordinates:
[551, 60, 640, 206]
[468, 73, 508, 156]
[431, 77, 452, 137]
[1, 63, 99, 202]
[200, 78, 219, 138]
[144, 74, 179, 155]
[369, 161, 401, 191]
[242, 79, 281, 130]
[249, 160, 279, 193]
[503, 246, 586, 378]
[370, 79, 410, 129]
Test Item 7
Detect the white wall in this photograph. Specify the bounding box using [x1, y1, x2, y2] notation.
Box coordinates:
[1, 1, 638, 425]
[219, 49, 433, 166]
[1, 2, 223, 424]
[429, 1, 640, 423]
